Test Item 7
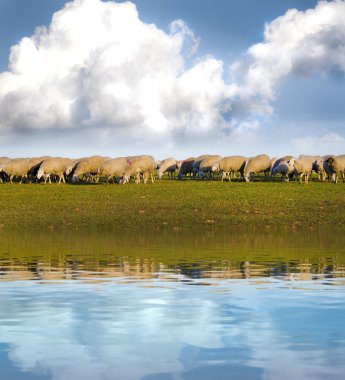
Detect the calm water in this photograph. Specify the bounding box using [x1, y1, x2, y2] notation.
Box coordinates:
[0, 229, 345, 380]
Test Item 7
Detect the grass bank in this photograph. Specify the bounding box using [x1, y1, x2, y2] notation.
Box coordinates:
[0, 180, 344, 229]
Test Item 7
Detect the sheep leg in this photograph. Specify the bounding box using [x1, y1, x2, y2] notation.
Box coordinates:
[143, 173, 149, 184]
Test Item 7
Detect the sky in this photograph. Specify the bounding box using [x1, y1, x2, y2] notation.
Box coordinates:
[0, 0, 344, 158]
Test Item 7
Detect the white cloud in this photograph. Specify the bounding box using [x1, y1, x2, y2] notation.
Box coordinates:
[291, 132, 345, 155]
[232, 0, 345, 116]
[0, 0, 233, 141]
[0, 0, 345, 156]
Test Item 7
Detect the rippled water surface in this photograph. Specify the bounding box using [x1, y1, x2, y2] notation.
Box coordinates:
[1, 229, 345, 380]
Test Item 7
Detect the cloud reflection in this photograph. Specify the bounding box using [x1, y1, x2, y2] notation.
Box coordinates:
[0, 278, 345, 380]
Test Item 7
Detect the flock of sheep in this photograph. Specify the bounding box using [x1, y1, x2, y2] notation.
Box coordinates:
[0, 154, 344, 184]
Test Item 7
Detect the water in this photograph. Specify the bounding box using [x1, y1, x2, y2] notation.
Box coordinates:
[0, 228, 344, 380]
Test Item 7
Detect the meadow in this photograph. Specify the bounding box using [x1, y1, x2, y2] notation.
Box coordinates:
[0, 178, 344, 229]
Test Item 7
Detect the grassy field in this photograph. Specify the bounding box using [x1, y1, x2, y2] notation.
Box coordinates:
[0, 179, 344, 229]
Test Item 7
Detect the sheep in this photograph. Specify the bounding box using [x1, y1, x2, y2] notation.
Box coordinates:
[270, 155, 293, 181]
[122, 155, 156, 184]
[320, 155, 335, 181]
[72, 156, 111, 183]
[198, 155, 222, 180]
[243, 154, 271, 182]
[212, 156, 248, 181]
[177, 157, 195, 179]
[0, 158, 32, 183]
[97, 157, 129, 184]
[312, 156, 333, 182]
[157, 158, 178, 179]
[299, 155, 326, 181]
[0, 157, 10, 183]
[271, 160, 294, 181]
[294, 155, 325, 182]
[37, 157, 73, 184]
[270, 156, 293, 174]
[325, 155, 345, 183]
[27, 156, 50, 182]
[4, 157, 49, 183]
[65, 158, 86, 179]
[192, 155, 211, 178]
[287, 157, 314, 183]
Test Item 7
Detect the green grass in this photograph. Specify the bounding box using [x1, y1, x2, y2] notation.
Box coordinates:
[0, 179, 344, 229]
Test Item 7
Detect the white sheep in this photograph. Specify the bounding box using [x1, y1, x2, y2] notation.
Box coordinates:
[271, 160, 294, 181]
[72, 156, 111, 183]
[157, 158, 178, 179]
[37, 157, 73, 184]
[1, 158, 31, 183]
[122, 155, 156, 184]
[243, 154, 271, 182]
[325, 155, 345, 183]
[98, 157, 129, 183]
[212, 156, 248, 181]
[177, 157, 195, 179]
[192, 155, 211, 178]
[287, 157, 314, 183]
[198, 155, 222, 179]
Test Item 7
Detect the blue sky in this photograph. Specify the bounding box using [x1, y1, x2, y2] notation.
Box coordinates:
[0, 0, 344, 158]
[0, 0, 319, 69]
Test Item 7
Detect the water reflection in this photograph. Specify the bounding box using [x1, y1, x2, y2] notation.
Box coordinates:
[0, 228, 345, 282]
[0, 228, 344, 380]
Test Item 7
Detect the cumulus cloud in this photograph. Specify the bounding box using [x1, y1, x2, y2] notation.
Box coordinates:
[0, 0, 345, 155]
[0, 0, 233, 141]
[232, 0, 345, 116]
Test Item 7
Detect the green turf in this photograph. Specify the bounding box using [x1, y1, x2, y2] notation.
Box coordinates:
[0, 178, 343, 229]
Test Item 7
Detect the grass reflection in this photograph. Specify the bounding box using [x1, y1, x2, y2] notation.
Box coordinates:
[0, 227, 344, 282]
